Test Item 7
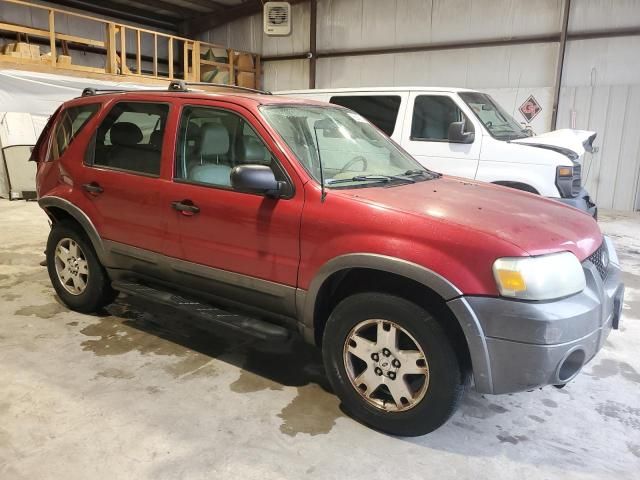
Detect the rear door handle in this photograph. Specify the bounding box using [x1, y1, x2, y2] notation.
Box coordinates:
[82, 182, 103, 194]
[171, 200, 200, 215]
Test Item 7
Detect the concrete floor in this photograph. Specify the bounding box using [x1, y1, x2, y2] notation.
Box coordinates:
[0, 199, 639, 480]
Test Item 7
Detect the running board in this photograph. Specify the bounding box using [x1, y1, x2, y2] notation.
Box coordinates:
[112, 280, 290, 342]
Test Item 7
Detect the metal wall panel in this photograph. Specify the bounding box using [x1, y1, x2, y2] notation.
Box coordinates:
[263, 59, 309, 91]
[570, 0, 640, 30]
[317, 0, 562, 49]
[558, 36, 640, 210]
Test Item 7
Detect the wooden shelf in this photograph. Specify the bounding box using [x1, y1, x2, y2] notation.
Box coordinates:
[0, 0, 262, 89]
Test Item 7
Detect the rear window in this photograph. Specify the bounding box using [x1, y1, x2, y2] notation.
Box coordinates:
[329, 95, 401, 136]
[90, 102, 169, 176]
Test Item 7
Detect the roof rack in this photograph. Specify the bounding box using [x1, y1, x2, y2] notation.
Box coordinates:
[81, 87, 131, 97]
[168, 80, 272, 95]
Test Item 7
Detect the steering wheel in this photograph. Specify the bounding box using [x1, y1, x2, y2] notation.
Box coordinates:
[339, 155, 368, 174]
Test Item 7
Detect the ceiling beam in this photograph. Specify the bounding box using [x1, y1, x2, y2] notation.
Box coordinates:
[187, 0, 308, 36]
[109, 0, 192, 18]
[179, 0, 228, 11]
[47, 0, 179, 31]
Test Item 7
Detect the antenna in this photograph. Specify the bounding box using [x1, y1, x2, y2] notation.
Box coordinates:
[312, 125, 327, 202]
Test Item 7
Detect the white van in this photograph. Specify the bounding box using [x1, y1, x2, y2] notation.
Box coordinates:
[277, 87, 597, 217]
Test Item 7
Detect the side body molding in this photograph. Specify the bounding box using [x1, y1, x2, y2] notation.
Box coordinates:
[38, 196, 109, 265]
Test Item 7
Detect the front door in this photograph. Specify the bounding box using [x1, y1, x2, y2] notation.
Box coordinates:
[166, 101, 304, 317]
[401, 93, 481, 179]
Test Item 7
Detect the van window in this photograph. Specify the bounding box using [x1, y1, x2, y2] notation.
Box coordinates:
[411, 96, 471, 141]
[92, 102, 169, 176]
[329, 95, 401, 136]
[50, 103, 99, 160]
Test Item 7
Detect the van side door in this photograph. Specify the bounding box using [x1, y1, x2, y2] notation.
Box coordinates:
[328, 93, 408, 142]
[401, 93, 481, 179]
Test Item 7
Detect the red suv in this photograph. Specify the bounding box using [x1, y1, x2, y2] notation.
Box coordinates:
[34, 82, 624, 436]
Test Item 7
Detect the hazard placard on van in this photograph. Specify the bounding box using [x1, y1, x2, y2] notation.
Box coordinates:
[519, 95, 542, 122]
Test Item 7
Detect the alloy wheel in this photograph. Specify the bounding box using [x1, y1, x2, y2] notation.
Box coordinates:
[54, 237, 89, 295]
[343, 319, 430, 412]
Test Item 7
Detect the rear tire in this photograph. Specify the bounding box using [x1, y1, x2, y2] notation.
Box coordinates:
[322, 293, 465, 436]
[46, 222, 116, 313]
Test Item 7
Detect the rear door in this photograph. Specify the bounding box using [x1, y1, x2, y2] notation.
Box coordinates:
[79, 100, 172, 254]
[401, 93, 481, 178]
[165, 99, 304, 317]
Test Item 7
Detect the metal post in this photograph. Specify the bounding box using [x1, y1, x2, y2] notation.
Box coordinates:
[309, 0, 317, 88]
[551, 0, 571, 130]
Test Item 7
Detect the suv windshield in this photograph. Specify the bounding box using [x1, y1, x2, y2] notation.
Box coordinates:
[261, 105, 437, 187]
[459, 92, 531, 141]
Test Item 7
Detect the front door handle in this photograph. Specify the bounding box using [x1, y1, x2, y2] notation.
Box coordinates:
[171, 200, 200, 215]
[82, 182, 103, 194]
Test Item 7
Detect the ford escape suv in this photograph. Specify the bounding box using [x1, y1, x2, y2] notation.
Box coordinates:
[34, 82, 624, 436]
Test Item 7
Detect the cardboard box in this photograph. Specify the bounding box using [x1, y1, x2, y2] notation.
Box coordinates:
[29, 44, 40, 59]
[236, 53, 254, 71]
[57, 54, 72, 66]
[237, 71, 255, 89]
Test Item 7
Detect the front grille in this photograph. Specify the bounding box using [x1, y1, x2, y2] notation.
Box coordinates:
[571, 164, 582, 197]
[587, 243, 607, 280]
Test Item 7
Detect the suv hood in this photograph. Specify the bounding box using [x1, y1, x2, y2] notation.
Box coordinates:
[338, 177, 601, 260]
[511, 129, 597, 161]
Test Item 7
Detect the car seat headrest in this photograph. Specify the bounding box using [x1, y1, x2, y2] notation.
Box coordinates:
[240, 136, 269, 163]
[110, 122, 143, 146]
[199, 123, 229, 156]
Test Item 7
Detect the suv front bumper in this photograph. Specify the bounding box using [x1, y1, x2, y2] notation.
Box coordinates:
[448, 237, 624, 394]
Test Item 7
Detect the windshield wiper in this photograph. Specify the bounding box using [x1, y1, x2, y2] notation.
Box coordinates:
[403, 169, 442, 179]
[326, 174, 415, 185]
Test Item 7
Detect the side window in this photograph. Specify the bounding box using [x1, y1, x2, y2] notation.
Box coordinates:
[175, 106, 274, 188]
[330, 95, 401, 136]
[50, 103, 99, 160]
[411, 96, 472, 141]
[92, 102, 169, 175]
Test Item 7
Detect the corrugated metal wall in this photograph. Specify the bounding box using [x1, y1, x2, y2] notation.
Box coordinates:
[193, 0, 640, 211]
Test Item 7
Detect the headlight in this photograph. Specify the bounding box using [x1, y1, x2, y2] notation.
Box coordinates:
[493, 251, 586, 300]
[556, 165, 575, 198]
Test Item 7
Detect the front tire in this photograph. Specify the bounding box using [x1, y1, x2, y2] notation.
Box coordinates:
[46, 222, 116, 313]
[322, 293, 465, 436]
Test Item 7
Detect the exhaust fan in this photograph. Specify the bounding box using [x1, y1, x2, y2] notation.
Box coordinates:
[264, 1, 291, 36]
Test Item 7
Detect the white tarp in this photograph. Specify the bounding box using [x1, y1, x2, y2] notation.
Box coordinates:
[0, 69, 154, 198]
[0, 69, 156, 116]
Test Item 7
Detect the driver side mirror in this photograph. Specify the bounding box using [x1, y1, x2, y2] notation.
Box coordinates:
[230, 164, 288, 198]
[448, 121, 475, 144]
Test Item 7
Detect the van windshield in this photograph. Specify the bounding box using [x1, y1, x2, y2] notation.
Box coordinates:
[459, 92, 531, 141]
[261, 105, 438, 187]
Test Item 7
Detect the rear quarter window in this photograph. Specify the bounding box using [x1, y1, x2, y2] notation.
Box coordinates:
[49, 103, 100, 161]
[329, 95, 401, 136]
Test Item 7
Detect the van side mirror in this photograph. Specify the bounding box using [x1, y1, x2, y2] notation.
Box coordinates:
[448, 121, 475, 144]
[230, 164, 284, 198]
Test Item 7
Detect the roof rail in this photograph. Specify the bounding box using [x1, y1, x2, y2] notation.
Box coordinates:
[81, 87, 132, 97]
[168, 80, 272, 95]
